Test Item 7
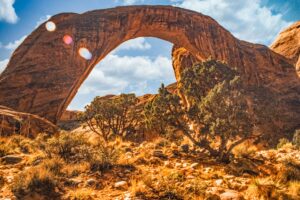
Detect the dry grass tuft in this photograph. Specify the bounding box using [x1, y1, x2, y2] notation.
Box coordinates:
[62, 162, 90, 178]
[287, 181, 300, 199]
[40, 157, 64, 175]
[277, 158, 300, 183]
[233, 142, 257, 158]
[68, 188, 94, 200]
[11, 166, 60, 199]
[245, 178, 287, 200]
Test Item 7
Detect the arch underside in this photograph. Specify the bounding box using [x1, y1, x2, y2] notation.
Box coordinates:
[0, 5, 298, 132]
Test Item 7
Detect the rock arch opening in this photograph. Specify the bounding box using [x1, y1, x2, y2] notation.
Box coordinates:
[67, 37, 176, 111]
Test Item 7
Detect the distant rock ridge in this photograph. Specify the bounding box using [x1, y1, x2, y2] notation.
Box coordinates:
[0, 6, 298, 135]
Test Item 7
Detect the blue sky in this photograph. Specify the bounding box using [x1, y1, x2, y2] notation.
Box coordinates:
[0, 0, 299, 110]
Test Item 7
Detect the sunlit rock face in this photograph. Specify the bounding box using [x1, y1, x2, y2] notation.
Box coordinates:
[270, 21, 300, 76]
[0, 6, 299, 133]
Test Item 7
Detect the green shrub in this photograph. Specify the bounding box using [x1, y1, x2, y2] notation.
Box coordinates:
[89, 143, 119, 171]
[80, 94, 141, 142]
[145, 60, 254, 163]
[44, 132, 92, 163]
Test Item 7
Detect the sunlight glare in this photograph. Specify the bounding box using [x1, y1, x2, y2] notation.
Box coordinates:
[63, 35, 73, 45]
[79, 47, 92, 60]
[45, 21, 56, 32]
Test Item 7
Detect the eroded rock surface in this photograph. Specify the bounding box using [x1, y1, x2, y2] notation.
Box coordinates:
[0, 106, 58, 137]
[0, 6, 298, 133]
[270, 21, 300, 75]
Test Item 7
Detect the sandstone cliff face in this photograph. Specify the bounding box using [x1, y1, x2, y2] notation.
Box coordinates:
[270, 21, 300, 75]
[0, 6, 299, 134]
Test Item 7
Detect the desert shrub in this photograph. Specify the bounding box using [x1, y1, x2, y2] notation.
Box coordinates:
[245, 178, 286, 200]
[277, 138, 291, 149]
[40, 157, 64, 175]
[44, 132, 92, 163]
[12, 167, 59, 199]
[136, 173, 185, 199]
[233, 142, 257, 158]
[3, 135, 37, 154]
[81, 94, 142, 142]
[145, 60, 254, 163]
[89, 143, 119, 171]
[277, 158, 300, 183]
[292, 129, 300, 148]
[133, 170, 207, 199]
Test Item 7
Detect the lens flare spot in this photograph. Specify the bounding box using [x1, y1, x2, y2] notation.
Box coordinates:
[63, 35, 73, 45]
[45, 21, 56, 32]
[79, 47, 92, 60]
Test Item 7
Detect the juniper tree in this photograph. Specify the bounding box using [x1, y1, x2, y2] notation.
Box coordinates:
[81, 94, 140, 142]
[145, 60, 254, 162]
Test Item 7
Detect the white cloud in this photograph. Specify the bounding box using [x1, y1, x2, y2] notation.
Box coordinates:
[0, 0, 18, 23]
[1, 15, 50, 53]
[117, 38, 151, 51]
[77, 53, 174, 97]
[173, 0, 290, 45]
[4, 35, 26, 50]
[0, 58, 9, 74]
[117, 0, 143, 5]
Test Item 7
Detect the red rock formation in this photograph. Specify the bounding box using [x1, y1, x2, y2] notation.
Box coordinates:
[0, 6, 299, 133]
[270, 21, 300, 76]
[59, 110, 81, 121]
[0, 106, 57, 137]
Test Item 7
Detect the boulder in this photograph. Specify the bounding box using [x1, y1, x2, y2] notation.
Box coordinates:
[1, 155, 22, 164]
[219, 190, 244, 200]
[114, 181, 128, 190]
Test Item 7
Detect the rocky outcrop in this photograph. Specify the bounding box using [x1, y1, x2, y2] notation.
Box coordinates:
[270, 21, 300, 75]
[0, 106, 58, 137]
[59, 110, 81, 121]
[0, 6, 299, 133]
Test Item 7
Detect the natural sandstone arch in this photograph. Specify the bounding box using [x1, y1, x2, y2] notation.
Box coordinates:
[0, 6, 299, 132]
